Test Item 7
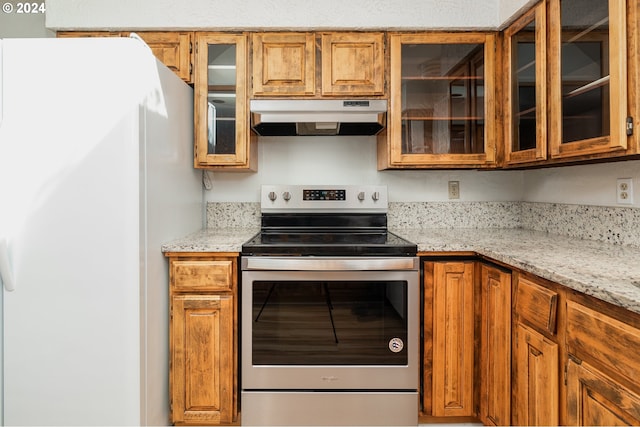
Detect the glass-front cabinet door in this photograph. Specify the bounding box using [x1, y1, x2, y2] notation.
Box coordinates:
[379, 33, 497, 169]
[548, 0, 629, 159]
[194, 33, 256, 170]
[504, 3, 547, 165]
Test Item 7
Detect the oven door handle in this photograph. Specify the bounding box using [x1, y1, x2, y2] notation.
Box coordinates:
[243, 257, 417, 271]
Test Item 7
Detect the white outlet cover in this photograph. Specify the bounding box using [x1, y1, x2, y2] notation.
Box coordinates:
[616, 178, 633, 204]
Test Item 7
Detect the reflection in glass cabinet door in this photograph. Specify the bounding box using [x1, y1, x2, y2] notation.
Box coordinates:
[504, 2, 547, 165]
[549, 0, 628, 158]
[381, 33, 497, 169]
[194, 33, 255, 170]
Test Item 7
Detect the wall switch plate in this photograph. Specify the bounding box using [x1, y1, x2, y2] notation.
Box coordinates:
[448, 181, 460, 199]
[617, 178, 633, 204]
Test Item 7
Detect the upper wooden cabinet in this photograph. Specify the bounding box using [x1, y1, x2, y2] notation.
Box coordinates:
[251, 32, 316, 96]
[194, 33, 256, 170]
[57, 31, 194, 83]
[320, 32, 385, 96]
[503, 3, 547, 165]
[135, 32, 193, 82]
[250, 32, 385, 97]
[504, 0, 639, 166]
[549, 0, 630, 159]
[378, 33, 498, 169]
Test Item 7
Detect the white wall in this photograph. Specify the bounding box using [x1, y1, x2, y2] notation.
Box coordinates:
[0, 3, 54, 37]
[206, 136, 524, 202]
[522, 160, 640, 208]
[46, 0, 500, 30]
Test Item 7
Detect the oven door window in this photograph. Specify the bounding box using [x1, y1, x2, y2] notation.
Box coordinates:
[251, 281, 408, 365]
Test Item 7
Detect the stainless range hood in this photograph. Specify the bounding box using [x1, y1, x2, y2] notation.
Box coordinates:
[250, 99, 387, 136]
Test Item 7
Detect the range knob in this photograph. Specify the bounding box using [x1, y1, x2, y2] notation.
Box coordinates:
[282, 191, 291, 201]
[357, 191, 366, 201]
[372, 191, 380, 201]
[268, 191, 277, 201]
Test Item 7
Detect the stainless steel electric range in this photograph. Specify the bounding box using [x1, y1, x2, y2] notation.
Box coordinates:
[240, 185, 419, 427]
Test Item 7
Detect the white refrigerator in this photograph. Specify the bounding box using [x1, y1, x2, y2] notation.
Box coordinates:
[0, 37, 203, 425]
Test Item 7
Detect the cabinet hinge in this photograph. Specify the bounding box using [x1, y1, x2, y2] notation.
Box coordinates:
[563, 362, 568, 386]
[627, 116, 634, 136]
[189, 41, 193, 54]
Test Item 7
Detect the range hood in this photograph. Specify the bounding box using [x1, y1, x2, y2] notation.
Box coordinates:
[250, 99, 387, 136]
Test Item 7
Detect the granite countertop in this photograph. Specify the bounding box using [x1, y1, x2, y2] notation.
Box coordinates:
[161, 228, 259, 253]
[162, 227, 640, 315]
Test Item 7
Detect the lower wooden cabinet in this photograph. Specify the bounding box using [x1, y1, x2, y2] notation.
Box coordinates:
[513, 323, 559, 426]
[423, 260, 475, 417]
[566, 298, 640, 426]
[511, 274, 561, 426]
[167, 253, 238, 426]
[566, 358, 640, 426]
[171, 294, 234, 425]
[478, 263, 512, 426]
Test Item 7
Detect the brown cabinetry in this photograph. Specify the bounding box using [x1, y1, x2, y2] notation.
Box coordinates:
[250, 32, 385, 97]
[423, 261, 475, 418]
[379, 33, 498, 169]
[167, 254, 238, 426]
[504, 0, 639, 166]
[251, 32, 316, 96]
[194, 33, 256, 170]
[478, 263, 511, 426]
[511, 273, 561, 426]
[566, 298, 640, 426]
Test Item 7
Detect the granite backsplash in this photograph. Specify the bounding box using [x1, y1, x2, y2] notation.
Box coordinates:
[206, 201, 640, 248]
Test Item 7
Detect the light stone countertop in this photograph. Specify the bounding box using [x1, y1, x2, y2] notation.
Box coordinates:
[393, 228, 640, 315]
[162, 227, 640, 315]
[161, 228, 259, 253]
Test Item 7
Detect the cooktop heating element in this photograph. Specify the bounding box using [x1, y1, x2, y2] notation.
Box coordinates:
[241, 185, 416, 257]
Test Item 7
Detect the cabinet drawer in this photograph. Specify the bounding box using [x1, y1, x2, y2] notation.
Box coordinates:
[567, 301, 640, 385]
[171, 259, 234, 292]
[515, 276, 558, 335]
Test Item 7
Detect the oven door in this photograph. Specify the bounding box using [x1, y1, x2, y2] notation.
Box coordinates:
[241, 257, 419, 391]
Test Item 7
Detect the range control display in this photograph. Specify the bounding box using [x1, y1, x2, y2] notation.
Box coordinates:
[303, 189, 346, 201]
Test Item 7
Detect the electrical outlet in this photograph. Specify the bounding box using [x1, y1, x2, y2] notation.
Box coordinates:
[448, 181, 460, 199]
[617, 178, 633, 204]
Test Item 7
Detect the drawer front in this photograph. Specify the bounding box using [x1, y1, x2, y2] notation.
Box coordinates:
[515, 276, 558, 335]
[567, 300, 640, 385]
[171, 259, 234, 292]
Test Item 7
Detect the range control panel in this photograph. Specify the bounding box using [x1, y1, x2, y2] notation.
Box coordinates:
[261, 185, 388, 213]
[303, 189, 346, 201]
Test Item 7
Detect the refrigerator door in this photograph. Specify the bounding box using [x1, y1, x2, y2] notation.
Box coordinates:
[0, 37, 200, 426]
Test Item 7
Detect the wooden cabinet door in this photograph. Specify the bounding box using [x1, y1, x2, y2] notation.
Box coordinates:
[503, 2, 548, 165]
[548, 0, 632, 159]
[513, 323, 559, 426]
[379, 33, 497, 169]
[566, 359, 640, 426]
[171, 294, 235, 425]
[251, 32, 315, 96]
[479, 264, 512, 426]
[321, 32, 385, 96]
[426, 261, 475, 417]
[194, 33, 256, 170]
[135, 32, 193, 82]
